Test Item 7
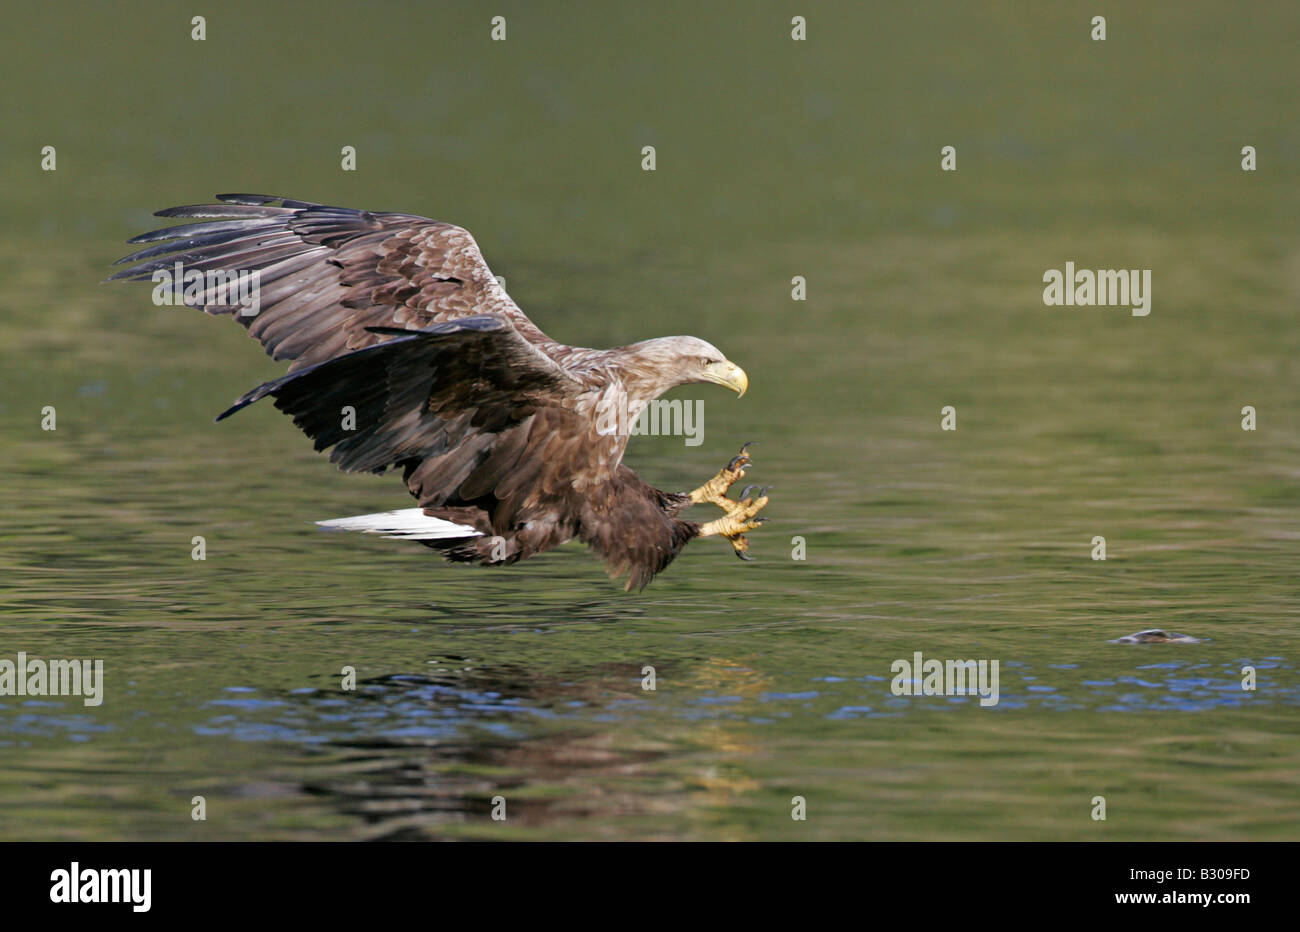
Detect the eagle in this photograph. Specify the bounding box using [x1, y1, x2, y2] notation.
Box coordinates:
[111, 195, 772, 590]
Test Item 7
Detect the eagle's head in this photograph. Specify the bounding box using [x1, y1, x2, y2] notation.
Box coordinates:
[622, 335, 748, 401]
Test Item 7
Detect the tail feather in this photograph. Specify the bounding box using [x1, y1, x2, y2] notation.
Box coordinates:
[316, 508, 481, 541]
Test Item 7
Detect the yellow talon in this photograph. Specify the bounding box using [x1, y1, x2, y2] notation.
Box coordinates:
[689, 444, 770, 559]
[697, 492, 769, 560]
[689, 442, 755, 510]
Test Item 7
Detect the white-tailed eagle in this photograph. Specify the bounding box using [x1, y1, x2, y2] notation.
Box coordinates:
[112, 195, 772, 590]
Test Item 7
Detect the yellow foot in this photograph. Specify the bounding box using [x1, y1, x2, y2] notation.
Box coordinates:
[689, 441, 760, 511]
[697, 480, 771, 561]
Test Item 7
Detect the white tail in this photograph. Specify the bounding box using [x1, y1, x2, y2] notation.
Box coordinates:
[316, 508, 481, 541]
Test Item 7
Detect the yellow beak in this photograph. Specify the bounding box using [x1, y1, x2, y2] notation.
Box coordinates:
[702, 360, 748, 398]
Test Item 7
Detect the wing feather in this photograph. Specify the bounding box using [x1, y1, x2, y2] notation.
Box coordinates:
[216, 316, 583, 482]
[113, 194, 551, 370]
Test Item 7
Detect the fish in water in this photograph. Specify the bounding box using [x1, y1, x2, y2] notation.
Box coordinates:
[1108, 629, 1201, 644]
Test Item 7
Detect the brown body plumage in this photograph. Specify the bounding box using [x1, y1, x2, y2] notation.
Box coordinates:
[112, 195, 769, 589]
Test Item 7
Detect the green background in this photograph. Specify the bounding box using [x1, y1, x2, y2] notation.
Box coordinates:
[1, 1, 1297, 839]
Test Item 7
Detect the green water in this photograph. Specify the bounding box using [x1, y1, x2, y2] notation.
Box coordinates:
[1, 1, 1298, 840]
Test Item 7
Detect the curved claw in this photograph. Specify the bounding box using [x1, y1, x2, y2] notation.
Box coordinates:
[735, 547, 756, 561]
[758, 485, 773, 497]
[727, 441, 758, 471]
[739, 484, 758, 500]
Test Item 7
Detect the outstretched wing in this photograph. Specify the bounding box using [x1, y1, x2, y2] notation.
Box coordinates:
[111, 194, 550, 370]
[218, 316, 584, 483]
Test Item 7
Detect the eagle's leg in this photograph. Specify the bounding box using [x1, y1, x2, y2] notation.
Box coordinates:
[688, 441, 756, 511]
[697, 490, 770, 561]
[688, 443, 771, 559]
